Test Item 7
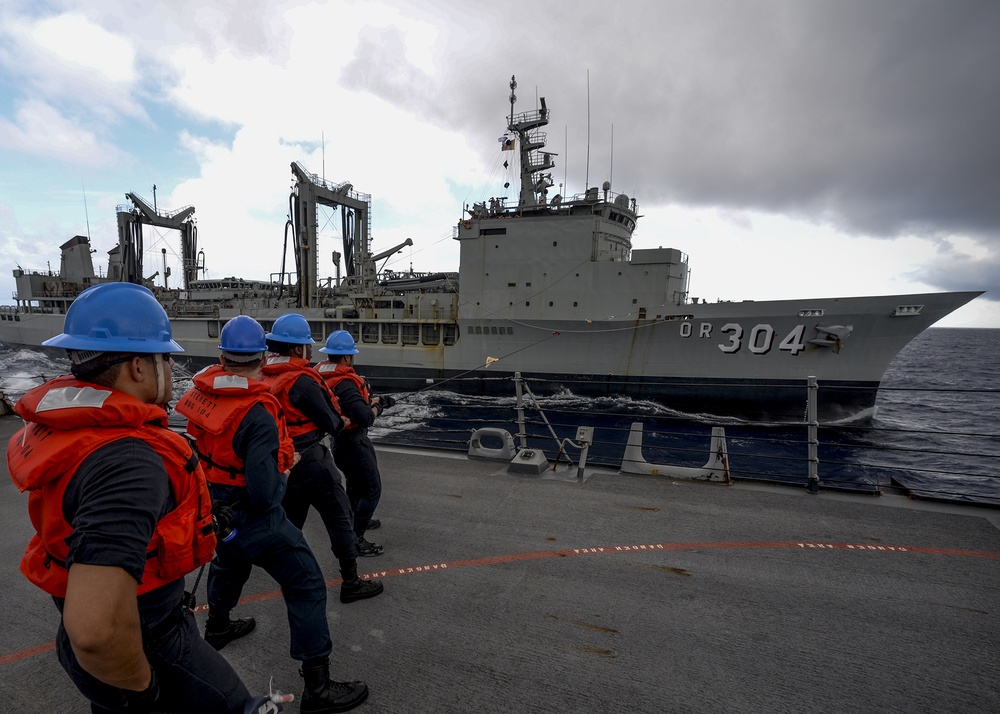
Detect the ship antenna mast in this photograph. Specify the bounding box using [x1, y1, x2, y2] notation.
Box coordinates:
[82, 180, 92, 240]
[564, 126, 568, 195]
[509, 75, 516, 127]
[585, 69, 591, 190]
[507, 74, 553, 209]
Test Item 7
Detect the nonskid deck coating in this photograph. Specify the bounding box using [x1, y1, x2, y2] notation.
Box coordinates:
[1, 415, 998, 713]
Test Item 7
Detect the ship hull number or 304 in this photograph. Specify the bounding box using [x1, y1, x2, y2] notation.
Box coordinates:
[679, 322, 808, 356]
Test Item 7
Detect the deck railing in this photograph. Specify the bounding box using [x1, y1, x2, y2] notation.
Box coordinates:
[1, 354, 996, 506]
[365, 373, 1000, 507]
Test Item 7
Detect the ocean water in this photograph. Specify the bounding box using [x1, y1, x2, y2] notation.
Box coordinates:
[2, 328, 998, 504]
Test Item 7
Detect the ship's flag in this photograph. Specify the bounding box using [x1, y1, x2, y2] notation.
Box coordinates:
[485, 356, 500, 366]
[501, 137, 515, 151]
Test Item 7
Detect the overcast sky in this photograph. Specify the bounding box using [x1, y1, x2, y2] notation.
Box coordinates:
[1, 0, 997, 326]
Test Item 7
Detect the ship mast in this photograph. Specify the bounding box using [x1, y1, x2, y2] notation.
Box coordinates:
[507, 75, 555, 209]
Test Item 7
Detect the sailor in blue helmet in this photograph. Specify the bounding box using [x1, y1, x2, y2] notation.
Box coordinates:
[317, 330, 393, 555]
[260, 314, 384, 602]
[177, 315, 368, 713]
[6, 283, 278, 714]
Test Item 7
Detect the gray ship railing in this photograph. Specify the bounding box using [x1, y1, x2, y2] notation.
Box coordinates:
[0, 355, 996, 506]
[363, 374, 1000, 507]
[2, 304, 65, 315]
[115, 198, 195, 220]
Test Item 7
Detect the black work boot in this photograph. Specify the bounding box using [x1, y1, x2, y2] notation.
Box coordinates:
[204, 613, 256, 650]
[356, 534, 384, 557]
[339, 559, 384, 604]
[366, 518, 381, 530]
[299, 657, 368, 713]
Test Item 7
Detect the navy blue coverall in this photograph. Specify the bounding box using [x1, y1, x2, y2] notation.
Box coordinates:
[331, 378, 383, 537]
[205, 404, 334, 662]
[279, 375, 358, 560]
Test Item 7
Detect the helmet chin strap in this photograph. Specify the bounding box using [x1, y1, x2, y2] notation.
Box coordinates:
[153, 353, 167, 405]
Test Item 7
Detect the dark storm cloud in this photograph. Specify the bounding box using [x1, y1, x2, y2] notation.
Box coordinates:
[385, 0, 1000, 298]
[71, 0, 1000, 300]
[908, 245, 1000, 296]
[646, 2, 1000, 239]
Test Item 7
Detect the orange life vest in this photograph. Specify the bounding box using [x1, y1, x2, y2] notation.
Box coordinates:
[175, 364, 296, 486]
[261, 355, 340, 438]
[7, 376, 216, 598]
[316, 362, 369, 430]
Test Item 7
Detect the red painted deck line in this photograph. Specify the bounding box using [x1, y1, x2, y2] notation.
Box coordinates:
[3, 540, 997, 666]
[0, 641, 55, 666]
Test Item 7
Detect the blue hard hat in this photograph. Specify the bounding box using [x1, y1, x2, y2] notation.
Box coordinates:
[265, 313, 315, 345]
[319, 329, 359, 355]
[219, 315, 266, 353]
[43, 282, 183, 353]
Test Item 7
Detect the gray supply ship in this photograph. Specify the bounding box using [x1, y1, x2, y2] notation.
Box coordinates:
[0, 77, 983, 420]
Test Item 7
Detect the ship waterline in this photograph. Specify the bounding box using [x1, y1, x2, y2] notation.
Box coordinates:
[3, 288, 979, 420]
